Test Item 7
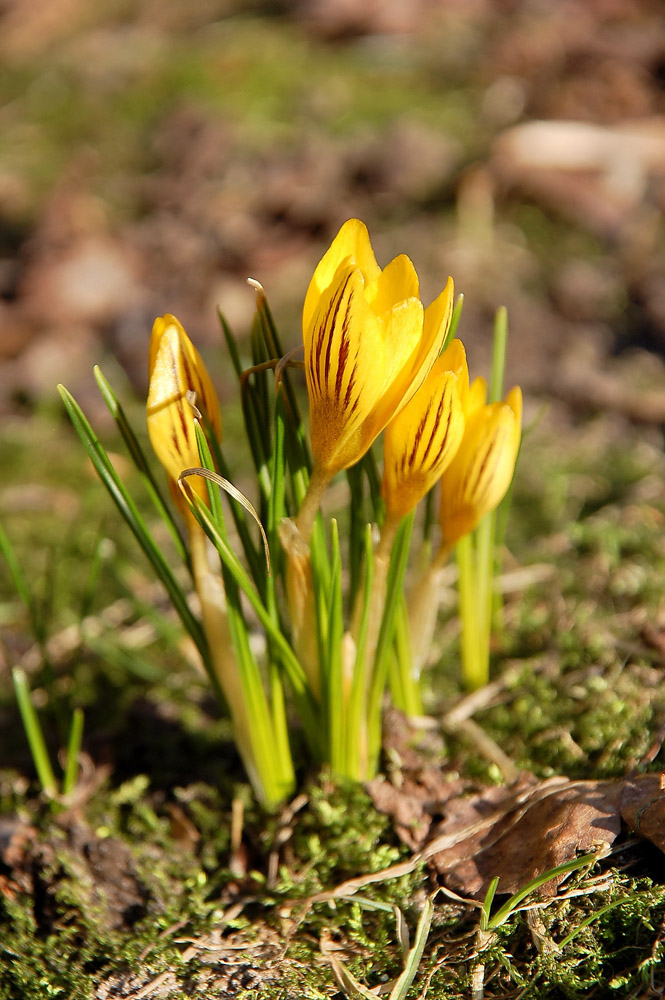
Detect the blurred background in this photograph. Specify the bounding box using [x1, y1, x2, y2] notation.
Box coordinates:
[2, 0, 665, 425]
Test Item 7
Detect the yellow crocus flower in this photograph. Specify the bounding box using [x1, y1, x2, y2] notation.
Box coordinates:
[147, 314, 221, 509]
[439, 382, 522, 548]
[303, 219, 454, 481]
[147, 316, 287, 800]
[382, 339, 468, 520]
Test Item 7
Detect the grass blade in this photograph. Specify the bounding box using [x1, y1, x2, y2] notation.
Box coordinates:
[12, 667, 58, 797]
[218, 307, 244, 378]
[58, 384, 208, 663]
[443, 292, 464, 349]
[346, 464, 365, 607]
[93, 366, 190, 567]
[62, 707, 84, 796]
[489, 852, 600, 929]
[177, 474, 319, 745]
[328, 955, 378, 1000]
[345, 524, 374, 778]
[251, 279, 305, 433]
[480, 876, 499, 932]
[368, 514, 414, 761]
[388, 596, 422, 717]
[389, 893, 435, 1000]
[0, 520, 34, 617]
[488, 306, 508, 405]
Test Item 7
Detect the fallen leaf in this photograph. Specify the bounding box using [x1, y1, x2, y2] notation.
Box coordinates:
[370, 710, 463, 851]
[371, 725, 665, 900]
[620, 773, 665, 852]
[426, 775, 623, 899]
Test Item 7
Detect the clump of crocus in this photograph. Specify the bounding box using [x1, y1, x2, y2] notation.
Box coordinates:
[60, 217, 523, 804]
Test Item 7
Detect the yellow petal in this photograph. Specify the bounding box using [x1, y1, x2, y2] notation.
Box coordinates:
[383, 355, 466, 518]
[149, 314, 221, 436]
[147, 314, 221, 492]
[366, 276, 455, 441]
[463, 405, 519, 513]
[358, 296, 425, 448]
[303, 219, 381, 335]
[302, 259, 351, 360]
[364, 254, 419, 314]
[439, 391, 521, 546]
[422, 279, 455, 354]
[505, 385, 523, 426]
[439, 338, 469, 410]
[393, 276, 455, 417]
[466, 376, 487, 415]
[305, 266, 385, 474]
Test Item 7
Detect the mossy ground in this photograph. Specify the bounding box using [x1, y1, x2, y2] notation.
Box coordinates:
[2, 400, 665, 999]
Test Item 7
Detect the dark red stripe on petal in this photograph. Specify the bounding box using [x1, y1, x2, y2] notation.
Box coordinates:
[348, 386, 361, 416]
[307, 341, 319, 398]
[312, 295, 334, 395]
[465, 430, 502, 502]
[428, 403, 455, 470]
[310, 273, 351, 398]
[181, 352, 195, 391]
[178, 406, 190, 444]
[408, 400, 432, 470]
[421, 390, 450, 467]
[334, 297, 353, 403]
[323, 272, 353, 394]
[343, 360, 359, 411]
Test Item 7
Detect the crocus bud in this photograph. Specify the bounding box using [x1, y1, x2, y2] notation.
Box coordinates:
[439, 383, 522, 547]
[147, 314, 221, 509]
[382, 340, 468, 520]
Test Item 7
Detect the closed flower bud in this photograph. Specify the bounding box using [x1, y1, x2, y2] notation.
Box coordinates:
[382, 340, 468, 520]
[439, 384, 522, 547]
[147, 314, 221, 507]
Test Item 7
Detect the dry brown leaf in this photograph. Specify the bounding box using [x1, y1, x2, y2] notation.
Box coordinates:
[372, 761, 665, 900]
[620, 773, 665, 851]
[427, 775, 623, 898]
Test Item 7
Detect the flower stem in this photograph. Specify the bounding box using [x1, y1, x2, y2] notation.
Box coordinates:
[342, 514, 399, 781]
[456, 533, 488, 689]
[279, 516, 321, 698]
[361, 513, 399, 671]
[474, 510, 496, 668]
[189, 524, 288, 807]
[294, 463, 330, 542]
[389, 599, 423, 716]
[404, 541, 451, 677]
